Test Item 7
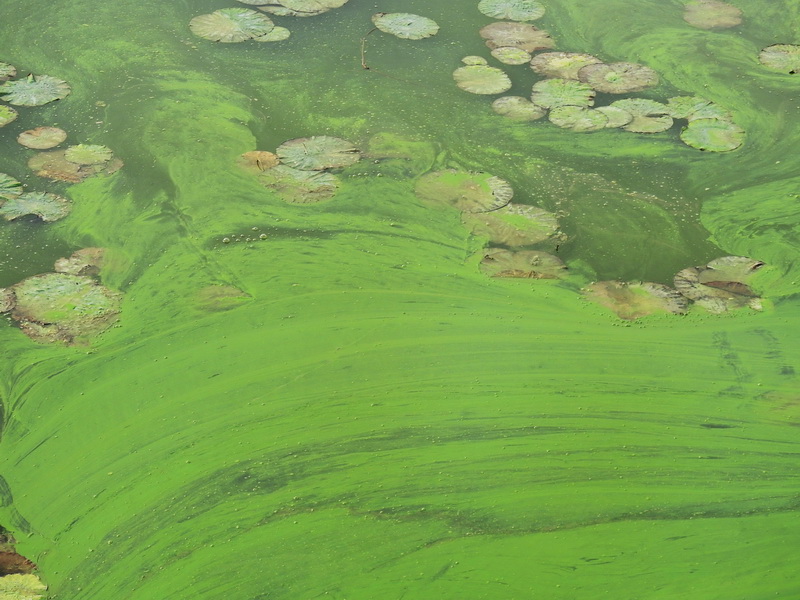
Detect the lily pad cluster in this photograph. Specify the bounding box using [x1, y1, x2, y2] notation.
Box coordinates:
[683, 0, 742, 29]
[28, 143, 122, 183]
[0, 172, 72, 223]
[238, 135, 360, 203]
[0, 63, 70, 130]
[585, 256, 765, 319]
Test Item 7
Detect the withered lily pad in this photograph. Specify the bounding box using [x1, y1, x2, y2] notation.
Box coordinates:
[415, 170, 513, 213]
[0, 74, 71, 106]
[674, 256, 764, 313]
[479, 22, 555, 53]
[531, 78, 595, 109]
[585, 281, 688, 320]
[0, 573, 47, 599]
[491, 47, 532, 65]
[610, 98, 673, 133]
[258, 165, 339, 203]
[548, 106, 608, 132]
[28, 150, 121, 183]
[462, 56, 488, 66]
[758, 44, 800, 74]
[17, 126, 67, 149]
[277, 136, 359, 170]
[0, 104, 18, 127]
[462, 203, 559, 247]
[453, 65, 512, 94]
[578, 62, 659, 94]
[237, 150, 280, 173]
[492, 96, 546, 120]
[0, 192, 71, 222]
[0, 62, 16, 82]
[680, 118, 744, 152]
[595, 106, 633, 128]
[371, 13, 439, 40]
[65, 144, 113, 165]
[529, 52, 602, 79]
[0, 173, 23, 200]
[478, 0, 545, 21]
[479, 248, 566, 278]
[279, 0, 349, 11]
[253, 26, 291, 41]
[54, 248, 106, 277]
[190, 8, 275, 43]
[666, 96, 732, 121]
[1, 287, 14, 313]
[683, 0, 742, 29]
[257, 4, 328, 17]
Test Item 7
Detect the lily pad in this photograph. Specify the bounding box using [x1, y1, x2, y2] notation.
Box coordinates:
[256, 3, 328, 17]
[9, 273, 122, 344]
[0, 573, 47, 599]
[0, 62, 16, 82]
[461, 203, 559, 247]
[758, 44, 800, 74]
[683, 0, 742, 29]
[478, 0, 545, 21]
[1, 288, 14, 313]
[479, 22, 555, 53]
[258, 165, 339, 203]
[238, 0, 273, 4]
[54, 247, 106, 277]
[415, 170, 513, 213]
[595, 106, 633, 128]
[0, 173, 23, 200]
[276, 136, 360, 170]
[237, 150, 280, 174]
[65, 144, 113, 165]
[585, 281, 689, 320]
[680, 118, 744, 152]
[28, 150, 120, 183]
[479, 248, 566, 278]
[0, 104, 18, 127]
[491, 46, 532, 65]
[548, 106, 609, 132]
[0, 74, 71, 106]
[17, 126, 68, 149]
[674, 256, 764, 313]
[462, 56, 489, 66]
[491, 96, 546, 121]
[666, 96, 732, 121]
[0, 192, 72, 222]
[190, 8, 275, 43]
[279, 0, 349, 11]
[453, 65, 512, 95]
[253, 26, 291, 41]
[371, 13, 439, 40]
[577, 62, 659, 94]
[531, 78, 595, 109]
[610, 98, 673, 133]
[529, 52, 602, 79]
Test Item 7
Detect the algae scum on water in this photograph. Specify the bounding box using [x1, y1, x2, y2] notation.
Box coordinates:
[1, 0, 800, 599]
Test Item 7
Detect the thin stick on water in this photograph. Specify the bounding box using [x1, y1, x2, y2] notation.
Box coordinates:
[360, 27, 377, 69]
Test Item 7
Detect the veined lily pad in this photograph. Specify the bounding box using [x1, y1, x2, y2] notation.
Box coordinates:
[190, 8, 274, 43]
[529, 52, 602, 79]
[28, 150, 121, 183]
[258, 165, 339, 203]
[479, 248, 566, 278]
[758, 44, 800, 74]
[0, 173, 22, 200]
[17, 126, 68, 149]
[666, 96, 732, 121]
[9, 273, 122, 344]
[0, 104, 18, 127]
[415, 170, 513, 213]
[253, 26, 291, 41]
[491, 96, 546, 120]
[680, 118, 744, 152]
[462, 56, 488, 66]
[237, 150, 280, 173]
[461, 203, 559, 247]
[491, 46, 532, 65]
[479, 22, 555, 53]
[578, 62, 659, 94]
[0, 62, 16, 82]
[585, 281, 689, 320]
[65, 144, 113, 165]
[478, 0, 545, 21]
[548, 106, 609, 132]
[595, 106, 633, 128]
[453, 65, 512, 95]
[0, 573, 47, 599]
[0, 192, 71, 222]
[257, 3, 327, 17]
[55, 247, 106, 277]
[371, 13, 439, 40]
[531, 78, 595, 109]
[610, 98, 673, 133]
[674, 256, 763, 313]
[276, 136, 359, 170]
[0, 74, 71, 106]
[683, 0, 742, 29]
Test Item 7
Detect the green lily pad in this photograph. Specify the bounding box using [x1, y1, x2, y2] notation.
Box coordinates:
[461, 203, 559, 247]
[54, 247, 106, 277]
[548, 106, 609, 132]
[0, 104, 18, 127]
[585, 281, 689, 320]
[415, 170, 513, 213]
[280, 0, 349, 11]
[683, 0, 742, 29]
[9, 273, 122, 344]
[0, 573, 47, 599]
[666, 96, 732, 121]
[477, 0, 545, 21]
[256, 3, 327, 17]
[531, 78, 595, 109]
[17, 126, 68, 149]
[190, 8, 274, 43]
[0, 173, 23, 200]
[479, 22, 555, 53]
[258, 165, 340, 204]
[490, 46, 532, 65]
[276, 136, 360, 170]
[0, 61, 16, 82]
[595, 106, 633, 128]
[529, 52, 602, 79]
[0, 74, 71, 106]
[253, 26, 291, 41]
[674, 256, 764, 313]
[680, 118, 744, 152]
[758, 44, 800, 74]
[479, 248, 566, 278]
[453, 65, 512, 95]
[491, 96, 546, 121]
[462, 56, 488, 66]
[610, 98, 673, 133]
[577, 62, 659, 94]
[372, 13, 439, 40]
[65, 144, 113, 165]
[0, 191, 72, 222]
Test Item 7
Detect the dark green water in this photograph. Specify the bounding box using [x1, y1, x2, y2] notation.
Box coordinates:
[1, 0, 799, 598]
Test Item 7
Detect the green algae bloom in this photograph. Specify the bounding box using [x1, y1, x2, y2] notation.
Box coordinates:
[371, 13, 440, 40]
[453, 64, 512, 95]
[477, 0, 545, 22]
[0, 74, 70, 106]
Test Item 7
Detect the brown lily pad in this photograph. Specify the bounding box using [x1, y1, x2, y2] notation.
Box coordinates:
[585, 281, 689, 320]
[17, 127, 67, 149]
[54, 248, 106, 277]
[479, 248, 566, 278]
[461, 202, 559, 247]
[683, 0, 742, 29]
[237, 150, 280, 174]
